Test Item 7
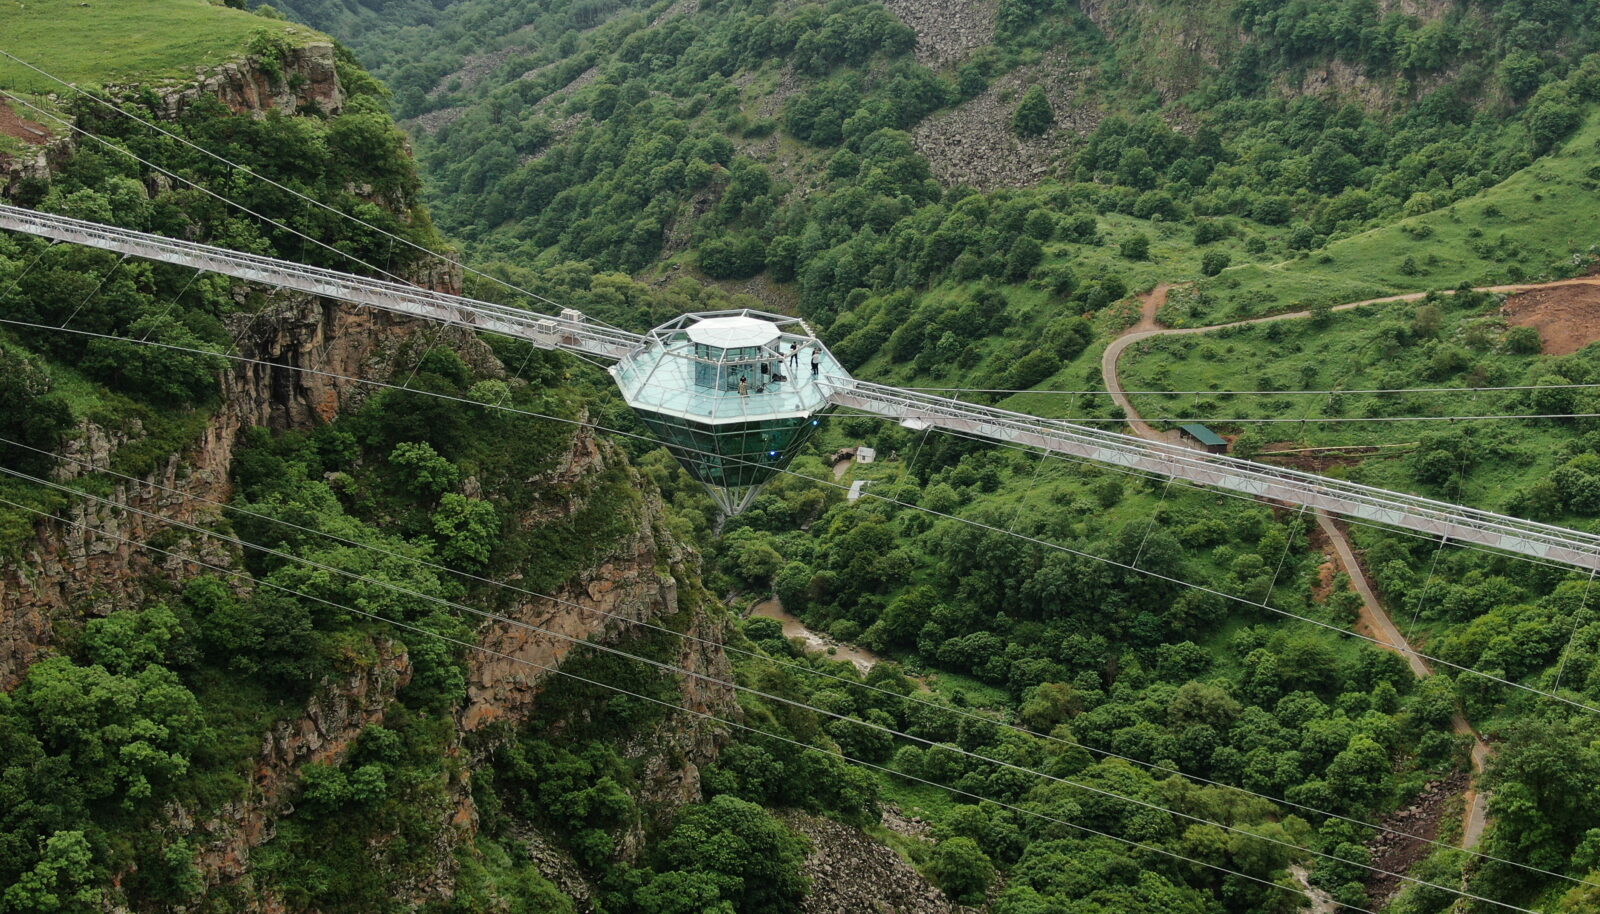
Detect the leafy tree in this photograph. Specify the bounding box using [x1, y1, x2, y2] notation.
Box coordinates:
[80, 312, 224, 406]
[80, 604, 186, 676]
[1527, 84, 1581, 154]
[1507, 325, 1543, 354]
[1119, 234, 1150, 260]
[1200, 250, 1230, 276]
[655, 796, 811, 914]
[1020, 682, 1081, 731]
[700, 234, 768, 280]
[389, 441, 461, 497]
[1193, 221, 1228, 245]
[1006, 236, 1044, 281]
[1003, 349, 1061, 390]
[1011, 86, 1053, 137]
[1, 831, 100, 914]
[927, 836, 995, 904]
[12, 658, 205, 806]
[0, 347, 72, 476]
[1326, 735, 1392, 811]
[634, 870, 736, 914]
[432, 493, 500, 568]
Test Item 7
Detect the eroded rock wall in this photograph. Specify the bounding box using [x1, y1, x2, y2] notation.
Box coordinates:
[144, 40, 346, 118]
[0, 36, 738, 912]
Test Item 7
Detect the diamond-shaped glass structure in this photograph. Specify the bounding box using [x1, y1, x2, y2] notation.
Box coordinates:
[611, 310, 846, 513]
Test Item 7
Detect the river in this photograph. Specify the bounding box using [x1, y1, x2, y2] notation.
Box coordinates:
[749, 597, 885, 673]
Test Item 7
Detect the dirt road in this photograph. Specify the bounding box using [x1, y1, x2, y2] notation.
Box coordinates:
[1094, 276, 1598, 851]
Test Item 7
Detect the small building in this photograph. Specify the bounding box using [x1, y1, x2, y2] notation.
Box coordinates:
[1177, 423, 1228, 454]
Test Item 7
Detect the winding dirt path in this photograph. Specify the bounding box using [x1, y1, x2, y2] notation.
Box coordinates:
[1094, 277, 1600, 851]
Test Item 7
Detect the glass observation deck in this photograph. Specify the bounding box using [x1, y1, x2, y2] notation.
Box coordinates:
[611, 310, 847, 513]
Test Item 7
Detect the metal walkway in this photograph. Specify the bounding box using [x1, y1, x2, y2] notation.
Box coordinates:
[0, 204, 647, 361]
[827, 380, 1600, 571]
[4, 203, 1600, 571]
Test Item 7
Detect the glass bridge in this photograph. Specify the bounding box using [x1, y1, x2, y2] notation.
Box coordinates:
[12, 202, 1600, 570]
[610, 310, 846, 513]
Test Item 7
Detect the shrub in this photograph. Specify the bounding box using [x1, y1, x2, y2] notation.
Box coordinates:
[699, 234, 767, 280]
[1011, 86, 1053, 137]
[1507, 325, 1543, 354]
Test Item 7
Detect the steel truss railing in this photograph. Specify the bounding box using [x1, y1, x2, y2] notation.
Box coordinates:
[5, 204, 1600, 570]
[0, 204, 648, 361]
[825, 378, 1600, 572]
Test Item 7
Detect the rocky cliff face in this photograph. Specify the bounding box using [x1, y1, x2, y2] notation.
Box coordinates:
[0, 418, 237, 687]
[143, 39, 346, 118]
[1, 40, 344, 194]
[182, 638, 415, 894]
[0, 35, 740, 913]
[0, 279, 470, 687]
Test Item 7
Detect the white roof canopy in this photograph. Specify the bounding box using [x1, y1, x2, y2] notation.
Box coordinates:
[686, 315, 781, 350]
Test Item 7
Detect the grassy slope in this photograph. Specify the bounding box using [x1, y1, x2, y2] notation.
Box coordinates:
[1106, 112, 1600, 518]
[1196, 112, 1600, 324]
[0, 0, 320, 91]
[1118, 296, 1573, 507]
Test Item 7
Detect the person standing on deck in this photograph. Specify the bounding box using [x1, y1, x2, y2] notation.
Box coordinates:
[810, 349, 821, 377]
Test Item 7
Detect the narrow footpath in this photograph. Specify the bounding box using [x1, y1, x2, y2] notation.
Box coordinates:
[1094, 278, 1588, 851]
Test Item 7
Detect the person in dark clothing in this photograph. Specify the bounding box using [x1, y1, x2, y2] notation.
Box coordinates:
[789, 342, 800, 368]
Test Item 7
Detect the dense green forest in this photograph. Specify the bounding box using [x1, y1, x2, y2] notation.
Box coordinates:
[277, 0, 1600, 910]
[10, 0, 1600, 912]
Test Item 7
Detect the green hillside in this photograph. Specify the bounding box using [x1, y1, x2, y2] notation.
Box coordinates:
[11, 0, 1600, 912]
[1192, 108, 1600, 324]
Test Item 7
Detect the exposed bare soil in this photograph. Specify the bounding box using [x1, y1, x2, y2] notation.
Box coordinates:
[1364, 773, 1470, 907]
[0, 100, 50, 146]
[1504, 282, 1600, 355]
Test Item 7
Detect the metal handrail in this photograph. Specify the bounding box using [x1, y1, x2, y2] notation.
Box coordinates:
[0, 204, 648, 361]
[826, 377, 1600, 571]
[6, 203, 1600, 568]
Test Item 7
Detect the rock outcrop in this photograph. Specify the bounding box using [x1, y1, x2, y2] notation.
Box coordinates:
[781, 812, 977, 914]
[0, 100, 72, 191]
[912, 52, 1100, 189]
[144, 38, 346, 118]
[184, 638, 414, 891]
[884, 0, 999, 68]
[0, 279, 468, 687]
[461, 421, 736, 845]
[0, 417, 237, 687]
[225, 280, 469, 433]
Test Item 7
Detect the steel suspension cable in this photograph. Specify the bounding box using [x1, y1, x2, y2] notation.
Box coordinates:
[0, 492, 1389, 914]
[0, 472, 1542, 912]
[3, 317, 1595, 718]
[9, 432, 1579, 890]
[0, 48, 631, 334]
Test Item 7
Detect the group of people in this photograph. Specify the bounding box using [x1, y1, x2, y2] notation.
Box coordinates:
[737, 341, 822, 396]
